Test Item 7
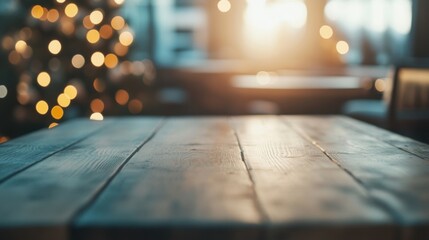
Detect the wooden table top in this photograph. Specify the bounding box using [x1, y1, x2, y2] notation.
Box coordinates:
[0, 116, 429, 240]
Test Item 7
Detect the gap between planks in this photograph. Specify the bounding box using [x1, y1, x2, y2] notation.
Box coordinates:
[69, 118, 167, 227]
[280, 117, 405, 227]
[228, 117, 270, 224]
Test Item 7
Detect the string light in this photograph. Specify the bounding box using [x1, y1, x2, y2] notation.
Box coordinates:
[90, 98, 105, 112]
[57, 93, 71, 108]
[31, 5, 44, 19]
[115, 89, 129, 105]
[104, 53, 118, 68]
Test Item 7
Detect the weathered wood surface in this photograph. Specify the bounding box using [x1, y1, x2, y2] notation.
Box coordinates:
[0, 116, 428, 240]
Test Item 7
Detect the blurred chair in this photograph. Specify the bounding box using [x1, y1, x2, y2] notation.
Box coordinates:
[343, 62, 429, 142]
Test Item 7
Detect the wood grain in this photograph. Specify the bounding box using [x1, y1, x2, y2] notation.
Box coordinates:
[231, 116, 395, 240]
[0, 117, 162, 240]
[0, 119, 107, 183]
[75, 117, 262, 240]
[284, 115, 429, 240]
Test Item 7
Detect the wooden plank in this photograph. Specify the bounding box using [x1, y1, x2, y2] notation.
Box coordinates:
[231, 116, 395, 240]
[284, 115, 429, 240]
[0, 117, 163, 240]
[0, 119, 107, 183]
[74, 117, 262, 240]
[339, 116, 429, 159]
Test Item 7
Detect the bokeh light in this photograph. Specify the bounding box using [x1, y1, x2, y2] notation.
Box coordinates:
[115, 89, 129, 105]
[51, 105, 64, 120]
[86, 29, 100, 44]
[36, 100, 49, 115]
[0, 85, 7, 99]
[217, 0, 231, 13]
[64, 85, 78, 99]
[65, 3, 78, 18]
[104, 53, 118, 68]
[49, 123, 59, 128]
[91, 51, 105, 67]
[336, 40, 349, 55]
[15, 40, 27, 54]
[90, 98, 105, 112]
[119, 31, 133, 46]
[90, 112, 104, 121]
[128, 99, 142, 114]
[90, 10, 104, 25]
[57, 93, 71, 108]
[31, 5, 44, 19]
[48, 40, 62, 54]
[100, 25, 113, 39]
[375, 78, 386, 92]
[47, 9, 60, 22]
[37, 72, 51, 87]
[319, 25, 333, 39]
[111, 16, 125, 30]
[71, 54, 85, 68]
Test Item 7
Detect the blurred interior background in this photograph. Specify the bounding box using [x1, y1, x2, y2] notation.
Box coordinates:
[0, 0, 428, 143]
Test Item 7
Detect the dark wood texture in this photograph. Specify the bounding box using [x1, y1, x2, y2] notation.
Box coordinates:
[0, 116, 428, 240]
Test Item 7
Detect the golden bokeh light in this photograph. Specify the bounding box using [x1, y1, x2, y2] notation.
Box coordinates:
[36, 100, 49, 115]
[90, 98, 105, 112]
[2, 36, 14, 50]
[15, 40, 27, 54]
[119, 31, 133, 46]
[37, 72, 51, 87]
[113, 42, 128, 56]
[104, 53, 118, 68]
[111, 16, 125, 30]
[256, 71, 272, 85]
[114, 0, 125, 5]
[60, 19, 75, 35]
[100, 25, 113, 39]
[64, 85, 78, 99]
[56, 0, 66, 3]
[71, 54, 85, 68]
[217, 0, 231, 13]
[319, 25, 333, 39]
[375, 78, 386, 92]
[47, 9, 60, 22]
[57, 93, 71, 108]
[49, 122, 59, 128]
[51, 105, 64, 120]
[83, 16, 95, 29]
[8, 51, 20, 65]
[93, 78, 105, 92]
[91, 51, 105, 67]
[336, 40, 349, 55]
[86, 29, 100, 44]
[0, 136, 8, 144]
[65, 3, 79, 18]
[31, 5, 44, 19]
[115, 89, 129, 105]
[90, 112, 104, 121]
[48, 39, 62, 54]
[128, 99, 143, 114]
[90, 10, 104, 25]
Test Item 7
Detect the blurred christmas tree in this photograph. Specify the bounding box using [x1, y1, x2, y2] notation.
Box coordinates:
[1, 0, 155, 129]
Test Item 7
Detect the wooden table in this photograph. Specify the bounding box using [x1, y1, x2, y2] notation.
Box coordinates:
[1, 116, 429, 240]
